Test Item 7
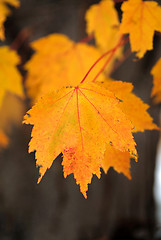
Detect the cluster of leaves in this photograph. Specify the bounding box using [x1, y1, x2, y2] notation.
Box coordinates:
[1, 0, 161, 198]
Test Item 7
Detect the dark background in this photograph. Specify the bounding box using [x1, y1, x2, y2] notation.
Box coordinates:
[0, 0, 161, 239]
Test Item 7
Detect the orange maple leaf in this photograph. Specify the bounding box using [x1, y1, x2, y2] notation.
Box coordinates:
[151, 58, 161, 103]
[23, 82, 137, 198]
[0, 0, 20, 40]
[25, 34, 105, 102]
[120, 0, 161, 58]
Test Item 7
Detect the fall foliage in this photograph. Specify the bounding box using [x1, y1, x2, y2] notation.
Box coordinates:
[120, 0, 161, 58]
[0, 0, 160, 198]
[22, 0, 161, 197]
[23, 82, 138, 197]
[85, 0, 121, 52]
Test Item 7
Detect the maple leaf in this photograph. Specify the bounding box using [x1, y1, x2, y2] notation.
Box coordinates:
[0, 46, 24, 108]
[99, 80, 158, 132]
[0, 130, 8, 148]
[85, 0, 121, 51]
[23, 82, 137, 198]
[151, 58, 161, 103]
[25, 34, 105, 102]
[0, 0, 20, 40]
[120, 0, 161, 58]
[102, 143, 132, 180]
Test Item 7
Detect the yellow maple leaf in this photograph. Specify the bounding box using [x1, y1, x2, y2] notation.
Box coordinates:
[85, 0, 121, 52]
[151, 58, 161, 103]
[25, 34, 105, 103]
[23, 82, 137, 198]
[98, 79, 158, 132]
[0, 0, 20, 40]
[120, 0, 161, 58]
[102, 143, 132, 180]
[0, 46, 24, 108]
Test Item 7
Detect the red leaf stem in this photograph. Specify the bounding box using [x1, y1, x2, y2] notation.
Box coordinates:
[80, 35, 128, 84]
[92, 36, 129, 82]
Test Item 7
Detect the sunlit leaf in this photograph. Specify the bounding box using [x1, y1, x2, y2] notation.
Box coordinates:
[24, 82, 137, 198]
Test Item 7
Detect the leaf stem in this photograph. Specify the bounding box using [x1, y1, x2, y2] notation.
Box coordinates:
[80, 35, 128, 84]
[92, 36, 129, 82]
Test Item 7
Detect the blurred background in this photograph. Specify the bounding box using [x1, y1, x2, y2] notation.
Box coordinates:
[0, 0, 161, 239]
